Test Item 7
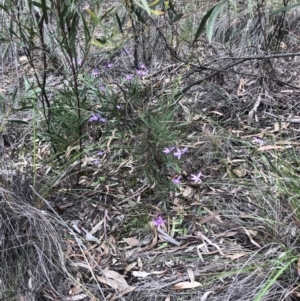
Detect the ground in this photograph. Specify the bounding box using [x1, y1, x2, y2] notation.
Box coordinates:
[1, 1, 300, 301]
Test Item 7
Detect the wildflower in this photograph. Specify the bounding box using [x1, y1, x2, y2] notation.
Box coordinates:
[93, 159, 100, 165]
[97, 151, 105, 156]
[89, 113, 107, 123]
[116, 105, 123, 110]
[135, 69, 148, 76]
[252, 137, 265, 146]
[125, 74, 133, 81]
[153, 215, 166, 226]
[99, 85, 105, 91]
[163, 147, 175, 154]
[173, 147, 188, 159]
[91, 69, 99, 77]
[106, 62, 113, 68]
[190, 172, 202, 184]
[139, 64, 146, 69]
[172, 175, 182, 185]
[77, 59, 83, 66]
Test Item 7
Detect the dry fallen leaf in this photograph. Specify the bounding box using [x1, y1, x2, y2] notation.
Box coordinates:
[201, 291, 213, 301]
[257, 145, 285, 151]
[125, 262, 137, 274]
[172, 281, 202, 290]
[198, 212, 220, 225]
[243, 228, 261, 248]
[224, 253, 248, 260]
[132, 271, 150, 278]
[232, 167, 247, 178]
[65, 294, 88, 301]
[187, 268, 195, 284]
[124, 237, 140, 247]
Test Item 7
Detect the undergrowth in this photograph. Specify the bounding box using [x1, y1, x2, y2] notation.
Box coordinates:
[1, 0, 300, 300]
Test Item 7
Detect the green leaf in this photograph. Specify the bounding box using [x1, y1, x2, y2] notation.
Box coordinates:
[193, 0, 226, 45]
[134, 9, 147, 24]
[41, 0, 49, 24]
[270, 2, 300, 15]
[149, 0, 165, 8]
[171, 13, 183, 23]
[150, 9, 164, 16]
[206, 0, 226, 44]
[7, 119, 29, 125]
[140, 0, 151, 15]
[115, 13, 123, 34]
[80, 12, 91, 44]
[168, 0, 177, 14]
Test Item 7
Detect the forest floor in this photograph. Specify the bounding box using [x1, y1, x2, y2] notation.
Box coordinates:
[1, 1, 300, 301]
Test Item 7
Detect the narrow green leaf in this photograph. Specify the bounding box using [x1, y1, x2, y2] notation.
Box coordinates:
[149, 0, 165, 8]
[193, 7, 214, 45]
[206, 0, 226, 44]
[168, 0, 177, 14]
[150, 9, 164, 16]
[140, 0, 151, 15]
[171, 13, 183, 23]
[80, 12, 91, 43]
[115, 13, 123, 34]
[41, 0, 48, 24]
[134, 9, 147, 24]
[100, 7, 115, 20]
[270, 2, 300, 15]
[7, 119, 29, 125]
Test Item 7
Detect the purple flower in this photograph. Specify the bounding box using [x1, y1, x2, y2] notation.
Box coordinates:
[173, 147, 188, 159]
[163, 147, 175, 154]
[106, 62, 113, 68]
[77, 59, 83, 66]
[93, 159, 100, 165]
[153, 215, 166, 226]
[135, 69, 148, 76]
[139, 64, 146, 69]
[116, 105, 123, 110]
[89, 113, 107, 123]
[125, 74, 133, 81]
[91, 69, 99, 77]
[172, 175, 182, 185]
[97, 151, 105, 156]
[99, 85, 105, 91]
[252, 137, 265, 146]
[190, 172, 202, 184]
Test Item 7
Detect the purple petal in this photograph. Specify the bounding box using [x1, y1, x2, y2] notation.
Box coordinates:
[106, 63, 113, 68]
[139, 64, 146, 69]
[163, 147, 175, 154]
[181, 147, 188, 154]
[125, 74, 133, 81]
[172, 176, 182, 185]
[89, 114, 99, 122]
[92, 69, 99, 76]
[252, 138, 265, 146]
[97, 151, 105, 156]
[173, 149, 182, 159]
[136, 69, 148, 76]
[99, 85, 105, 91]
[153, 215, 166, 226]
